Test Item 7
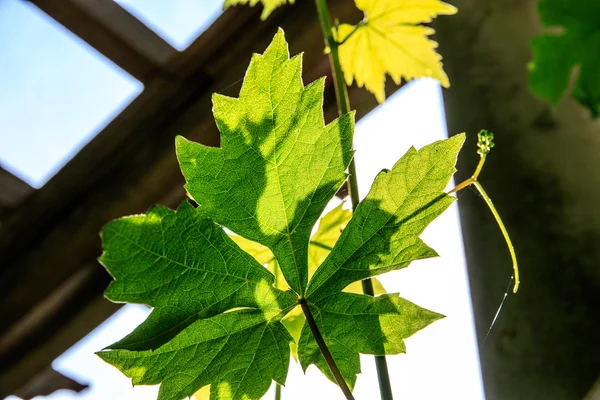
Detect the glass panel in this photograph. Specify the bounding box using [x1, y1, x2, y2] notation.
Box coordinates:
[114, 0, 223, 51]
[0, 0, 143, 189]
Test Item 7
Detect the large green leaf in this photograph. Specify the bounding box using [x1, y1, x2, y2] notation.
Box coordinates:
[298, 293, 443, 387]
[98, 30, 466, 400]
[177, 29, 354, 296]
[529, 0, 600, 117]
[306, 134, 464, 302]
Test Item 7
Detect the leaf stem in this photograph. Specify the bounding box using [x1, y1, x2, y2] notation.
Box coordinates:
[275, 383, 282, 400]
[299, 298, 355, 400]
[314, 1, 394, 398]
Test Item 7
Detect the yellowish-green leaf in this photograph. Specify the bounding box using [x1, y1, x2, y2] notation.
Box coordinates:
[193, 386, 210, 400]
[223, 0, 294, 20]
[307, 134, 465, 302]
[230, 234, 274, 265]
[308, 203, 352, 269]
[282, 306, 304, 359]
[336, 0, 457, 103]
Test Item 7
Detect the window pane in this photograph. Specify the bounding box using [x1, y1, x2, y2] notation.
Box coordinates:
[114, 0, 223, 51]
[0, 0, 143, 188]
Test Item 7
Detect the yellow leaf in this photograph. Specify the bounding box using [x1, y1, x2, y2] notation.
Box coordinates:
[282, 306, 304, 359]
[223, 0, 294, 20]
[192, 385, 210, 400]
[308, 203, 352, 275]
[229, 234, 274, 265]
[343, 278, 386, 295]
[337, 0, 457, 103]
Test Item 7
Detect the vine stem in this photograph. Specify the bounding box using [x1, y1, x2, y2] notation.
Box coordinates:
[275, 383, 281, 400]
[448, 153, 520, 293]
[299, 299, 355, 400]
[313, 1, 394, 399]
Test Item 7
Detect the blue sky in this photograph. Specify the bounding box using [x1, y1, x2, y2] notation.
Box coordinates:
[1, 1, 485, 399]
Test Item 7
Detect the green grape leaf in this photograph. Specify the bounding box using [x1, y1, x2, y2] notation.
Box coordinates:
[529, 0, 600, 117]
[336, 0, 457, 103]
[223, 0, 294, 20]
[98, 29, 466, 400]
[177, 29, 354, 296]
[99, 309, 291, 400]
[306, 134, 464, 302]
[99, 200, 294, 351]
[298, 293, 443, 387]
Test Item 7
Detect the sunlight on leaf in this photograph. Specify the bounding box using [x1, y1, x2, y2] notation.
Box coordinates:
[97, 29, 465, 400]
[299, 135, 464, 385]
[336, 0, 457, 103]
[98, 310, 291, 400]
[177, 29, 354, 296]
[307, 134, 465, 302]
[98, 201, 293, 352]
[223, 0, 294, 20]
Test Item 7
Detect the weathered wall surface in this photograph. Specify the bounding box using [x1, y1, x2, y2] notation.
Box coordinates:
[436, 0, 600, 399]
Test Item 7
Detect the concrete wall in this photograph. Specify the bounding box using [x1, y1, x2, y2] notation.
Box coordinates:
[436, 0, 600, 398]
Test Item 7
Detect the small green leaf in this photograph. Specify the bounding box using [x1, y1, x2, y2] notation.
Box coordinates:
[306, 134, 465, 302]
[98, 309, 291, 400]
[298, 293, 443, 387]
[177, 29, 354, 296]
[223, 0, 294, 20]
[529, 0, 600, 117]
[99, 200, 294, 351]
